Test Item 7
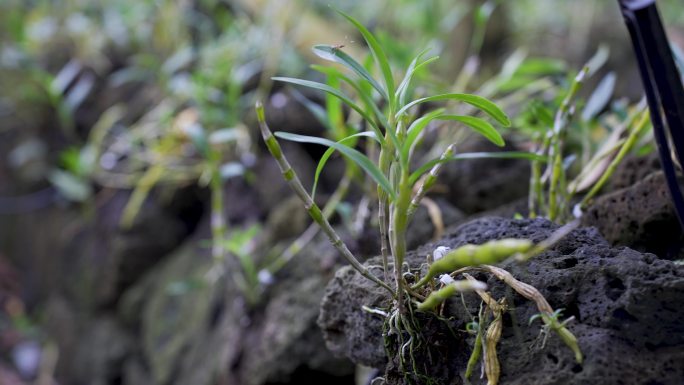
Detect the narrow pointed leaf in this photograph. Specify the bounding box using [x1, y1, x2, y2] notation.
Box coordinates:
[396, 93, 511, 126]
[336, 9, 396, 110]
[289, 88, 330, 130]
[275, 132, 395, 199]
[310, 66, 390, 133]
[324, 71, 345, 136]
[581, 71, 616, 121]
[396, 48, 430, 99]
[396, 48, 438, 106]
[409, 151, 546, 186]
[311, 65, 401, 153]
[312, 45, 388, 101]
[399, 56, 439, 106]
[273, 76, 383, 139]
[438, 115, 505, 147]
[401, 109, 445, 163]
[312, 131, 380, 198]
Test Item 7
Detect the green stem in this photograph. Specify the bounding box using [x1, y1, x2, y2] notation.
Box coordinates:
[528, 133, 547, 219]
[407, 144, 455, 221]
[579, 109, 650, 210]
[256, 101, 394, 295]
[548, 144, 563, 222]
[267, 171, 352, 273]
[391, 168, 412, 313]
[465, 322, 484, 379]
[547, 67, 588, 222]
[120, 164, 164, 229]
[378, 140, 393, 283]
[209, 156, 227, 262]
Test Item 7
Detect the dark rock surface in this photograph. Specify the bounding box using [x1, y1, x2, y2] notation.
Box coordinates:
[608, 153, 662, 191]
[319, 217, 684, 385]
[111, 219, 354, 385]
[440, 140, 530, 214]
[582, 171, 683, 259]
[356, 198, 465, 259]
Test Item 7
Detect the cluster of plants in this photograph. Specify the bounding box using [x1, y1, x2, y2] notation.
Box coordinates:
[255, 7, 665, 384]
[0, 0, 511, 304]
[2, 1, 677, 383]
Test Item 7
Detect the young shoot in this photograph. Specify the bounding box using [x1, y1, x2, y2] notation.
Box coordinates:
[259, 8, 542, 315]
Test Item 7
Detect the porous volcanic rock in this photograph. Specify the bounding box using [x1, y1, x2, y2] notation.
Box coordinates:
[439, 140, 530, 214]
[582, 171, 683, 259]
[318, 217, 684, 385]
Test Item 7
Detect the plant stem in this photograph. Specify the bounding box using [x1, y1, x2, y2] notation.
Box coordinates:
[579, 109, 650, 210]
[528, 133, 546, 218]
[209, 157, 227, 262]
[256, 101, 394, 295]
[266, 171, 352, 273]
[390, 168, 412, 313]
[120, 164, 164, 228]
[547, 67, 588, 222]
[378, 142, 393, 283]
[548, 147, 563, 222]
[407, 144, 455, 221]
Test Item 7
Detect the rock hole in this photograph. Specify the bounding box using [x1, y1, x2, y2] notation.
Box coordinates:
[571, 364, 583, 373]
[560, 257, 578, 269]
[605, 275, 625, 301]
[546, 353, 558, 364]
[612, 308, 638, 322]
[564, 301, 581, 322]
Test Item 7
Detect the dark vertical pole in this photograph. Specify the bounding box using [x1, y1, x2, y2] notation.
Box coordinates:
[617, 0, 684, 229]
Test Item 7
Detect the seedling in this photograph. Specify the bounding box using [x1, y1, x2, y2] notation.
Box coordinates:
[257, 8, 561, 383]
[258, 7, 545, 302]
[525, 54, 653, 222]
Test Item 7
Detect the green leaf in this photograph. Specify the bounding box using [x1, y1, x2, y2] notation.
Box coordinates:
[312, 44, 388, 101]
[335, 9, 396, 111]
[275, 132, 395, 200]
[581, 71, 616, 121]
[401, 109, 445, 164]
[289, 88, 330, 131]
[48, 169, 92, 202]
[310, 66, 401, 154]
[273, 76, 382, 137]
[437, 115, 504, 147]
[584, 44, 610, 77]
[499, 49, 529, 79]
[515, 58, 567, 76]
[310, 66, 390, 138]
[396, 93, 511, 126]
[396, 48, 437, 106]
[324, 72, 345, 136]
[475, 1, 496, 27]
[311, 131, 380, 199]
[409, 151, 546, 186]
